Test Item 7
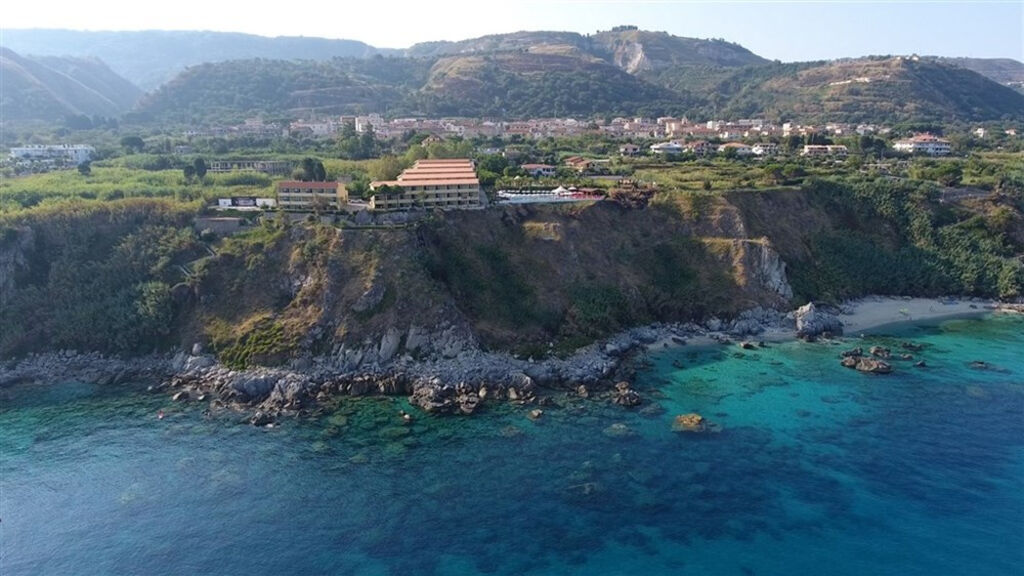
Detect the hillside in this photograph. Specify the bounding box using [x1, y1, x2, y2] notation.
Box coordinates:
[590, 28, 768, 73]
[2, 29, 391, 90]
[134, 57, 431, 123]
[1, 181, 1020, 362]
[712, 57, 1024, 123]
[0, 48, 143, 122]
[134, 52, 687, 121]
[935, 57, 1024, 92]
[6, 28, 1023, 124]
[418, 52, 688, 117]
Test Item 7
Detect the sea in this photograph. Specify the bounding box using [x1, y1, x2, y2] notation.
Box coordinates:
[2, 314, 1022, 575]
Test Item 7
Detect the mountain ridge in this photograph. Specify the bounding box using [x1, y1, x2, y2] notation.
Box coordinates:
[0, 47, 143, 122]
[4, 28, 1023, 124]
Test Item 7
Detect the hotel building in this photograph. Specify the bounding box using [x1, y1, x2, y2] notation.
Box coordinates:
[369, 159, 482, 211]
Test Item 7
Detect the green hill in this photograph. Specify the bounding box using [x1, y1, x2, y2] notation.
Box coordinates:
[2, 29, 392, 90]
[711, 57, 1024, 123]
[134, 57, 431, 123]
[0, 48, 143, 121]
[417, 52, 688, 117]
[934, 57, 1024, 93]
[7, 28, 1023, 124]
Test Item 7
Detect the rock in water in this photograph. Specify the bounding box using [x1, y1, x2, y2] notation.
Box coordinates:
[795, 303, 844, 339]
[840, 355, 893, 374]
[250, 411, 274, 426]
[611, 381, 642, 407]
[672, 413, 709, 433]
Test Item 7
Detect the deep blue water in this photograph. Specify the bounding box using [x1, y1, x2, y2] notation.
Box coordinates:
[2, 315, 1023, 575]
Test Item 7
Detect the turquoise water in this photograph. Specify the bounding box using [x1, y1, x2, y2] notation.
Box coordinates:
[2, 315, 1022, 575]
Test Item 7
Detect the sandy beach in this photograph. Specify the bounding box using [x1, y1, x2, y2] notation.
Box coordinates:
[838, 296, 1000, 334]
[642, 296, 1018, 352]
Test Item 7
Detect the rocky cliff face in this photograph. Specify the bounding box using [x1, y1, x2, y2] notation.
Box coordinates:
[745, 240, 794, 301]
[0, 227, 34, 307]
[1, 197, 801, 365]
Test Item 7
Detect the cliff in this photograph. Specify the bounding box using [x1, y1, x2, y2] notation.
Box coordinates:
[1, 180, 1020, 367]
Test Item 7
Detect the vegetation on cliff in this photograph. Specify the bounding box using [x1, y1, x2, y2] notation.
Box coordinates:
[1, 177, 1020, 364]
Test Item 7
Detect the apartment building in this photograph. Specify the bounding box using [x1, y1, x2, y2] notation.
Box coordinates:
[276, 181, 349, 211]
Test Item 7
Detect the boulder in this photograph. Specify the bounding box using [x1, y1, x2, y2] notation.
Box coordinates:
[795, 303, 844, 339]
[378, 328, 401, 363]
[250, 411, 275, 426]
[856, 358, 892, 374]
[611, 381, 642, 407]
[738, 341, 757, 350]
[405, 326, 428, 354]
[840, 357, 892, 374]
[352, 281, 385, 313]
[869, 346, 891, 359]
[672, 413, 708, 433]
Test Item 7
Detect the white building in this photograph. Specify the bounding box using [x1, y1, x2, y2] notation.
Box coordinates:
[893, 134, 951, 156]
[650, 142, 684, 155]
[718, 142, 754, 156]
[751, 143, 779, 156]
[355, 114, 385, 133]
[801, 145, 849, 157]
[9, 144, 95, 165]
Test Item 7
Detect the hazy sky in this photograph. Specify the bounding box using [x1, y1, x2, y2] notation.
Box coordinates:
[3, 0, 1022, 61]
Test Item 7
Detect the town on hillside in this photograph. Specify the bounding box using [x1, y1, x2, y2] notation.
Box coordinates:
[5, 112, 1017, 228]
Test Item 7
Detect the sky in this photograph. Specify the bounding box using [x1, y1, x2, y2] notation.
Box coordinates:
[3, 0, 1022, 62]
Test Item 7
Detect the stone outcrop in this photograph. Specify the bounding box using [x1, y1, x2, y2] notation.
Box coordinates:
[610, 381, 642, 407]
[795, 302, 844, 339]
[0, 302, 846, 422]
[839, 350, 893, 374]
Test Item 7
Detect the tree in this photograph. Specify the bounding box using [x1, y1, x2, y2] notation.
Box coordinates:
[298, 157, 327, 181]
[784, 134, 804, 154]
[193, 158, 208, 180]
[121, 136, 145, 154]
[77, 161, 92, 176]
[359, 125, 377, 159]
[369, 156, 405, 181]
[183, 165, 196, 182]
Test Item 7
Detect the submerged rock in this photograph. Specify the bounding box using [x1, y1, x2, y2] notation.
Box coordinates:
[603, 423, 634, 438]
[672, 413, 709, 433]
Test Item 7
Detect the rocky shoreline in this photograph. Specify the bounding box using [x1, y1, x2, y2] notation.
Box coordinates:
[3, 299, 1020, 425]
